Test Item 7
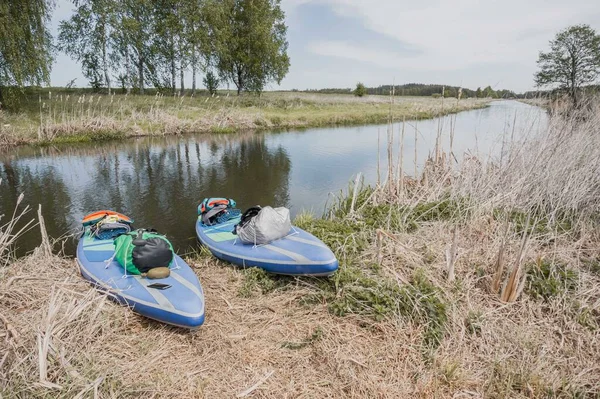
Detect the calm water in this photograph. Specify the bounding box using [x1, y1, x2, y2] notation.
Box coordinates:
[0, 100, 547, 256]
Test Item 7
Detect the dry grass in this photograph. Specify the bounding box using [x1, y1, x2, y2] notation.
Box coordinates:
[372, 219, 600, 397]
[2, 221, 598, 398]
[0, 91, 491, 146]
[2, 96, 600, 398]
[1, 253, 431, 398]
[518, 98, 550, 108]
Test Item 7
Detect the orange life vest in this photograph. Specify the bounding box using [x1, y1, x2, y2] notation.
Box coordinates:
[82, 210, 133, 226]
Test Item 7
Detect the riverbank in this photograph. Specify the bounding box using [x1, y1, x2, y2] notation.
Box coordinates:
[518, 98, 550, 108]
[0, 91, 491, 147]
[2, 199, 599, 397]
[2, 100, 599, 397]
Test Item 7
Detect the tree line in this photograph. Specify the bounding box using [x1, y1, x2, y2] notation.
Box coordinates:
[310, 84, 518, 99]
[59, 0, 290, 96]
[0, 0, 290, 107]
[3, 2, 599, 110]
[309, 24, 600, 104]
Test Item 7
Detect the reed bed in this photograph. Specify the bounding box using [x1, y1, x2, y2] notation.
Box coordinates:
[0, 91, 491, 146]
[1, 97, 599, 398]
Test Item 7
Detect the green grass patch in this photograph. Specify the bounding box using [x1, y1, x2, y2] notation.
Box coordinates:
[238, 267, 293, 298]
[403, 271, 447, 347]
[525, 259, 578, 301]
[494, 208, 574, 236]
[296, 205, 448, 348]
[294, 213, 367, 256]
[37, 130, 126, 146]
[331, 187, 469, 232]
[407, 198, 469, 223]
[524, 258, 598, 331]
[360, 199, 467, 232]
[323, 261, 401, 319]
[306, 263, 447, 348]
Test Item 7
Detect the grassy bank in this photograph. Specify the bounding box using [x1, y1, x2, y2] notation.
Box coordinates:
[519, 98, 549, 107]
[2, 100, 600, 397]
[519, 98, 551, 109]
[0, 90, 491, 147]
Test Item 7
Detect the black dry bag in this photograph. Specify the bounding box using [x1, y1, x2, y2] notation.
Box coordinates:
[131, 231, 174, 274]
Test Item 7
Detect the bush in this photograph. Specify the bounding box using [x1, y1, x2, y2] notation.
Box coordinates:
[203, 70, 219, 95]
[432, 93, 441, 98]
[354, 82, 366, 97]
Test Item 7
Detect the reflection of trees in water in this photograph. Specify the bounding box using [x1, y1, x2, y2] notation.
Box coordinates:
[0, 133, 292, 254]
[0, 162, 73, 256]
[201, 136, 291, 208]
[79, 133, 291, 251]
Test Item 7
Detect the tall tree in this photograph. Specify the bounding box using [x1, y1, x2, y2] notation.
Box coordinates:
[58, 0, 114, 93]
[182, 0, 208, 96]
[204, 0, 290, 95]
[0, 0, 54, 107]
[119, 0, 156, 94]
[535, 25, 600, 106]
[111, 22, 133, 94]
[153, 0, 181, 94]
[154, 0, 207, 95]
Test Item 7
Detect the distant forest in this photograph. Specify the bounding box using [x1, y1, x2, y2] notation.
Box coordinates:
[302, 83, 545, 99]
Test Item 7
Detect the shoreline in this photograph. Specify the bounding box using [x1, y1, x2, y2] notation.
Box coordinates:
[2, 183, 598, 397]
[0, 92, 492, 148]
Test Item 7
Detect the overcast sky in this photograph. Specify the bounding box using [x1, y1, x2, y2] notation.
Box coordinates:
[49, 0, 600, 93]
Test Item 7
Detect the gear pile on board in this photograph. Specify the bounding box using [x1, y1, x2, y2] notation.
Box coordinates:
[76, 200, 337, 328]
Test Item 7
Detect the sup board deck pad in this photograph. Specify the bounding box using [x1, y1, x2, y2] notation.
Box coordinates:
[196, 216, 338, 276]
[77, 227, 205, 328]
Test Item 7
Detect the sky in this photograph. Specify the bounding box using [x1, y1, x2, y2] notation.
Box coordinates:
[49, 0, 600, 93]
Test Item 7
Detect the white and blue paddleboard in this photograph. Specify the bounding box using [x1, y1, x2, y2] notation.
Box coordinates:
[196, 216, 338, 276]
[76, 227, 205, 328]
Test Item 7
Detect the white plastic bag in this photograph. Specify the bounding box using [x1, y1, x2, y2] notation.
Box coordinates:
[237, 206, 291, 245]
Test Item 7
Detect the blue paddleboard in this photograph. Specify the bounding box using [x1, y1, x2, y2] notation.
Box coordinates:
[76, 227, 205, 328]
[196, 216, 338, 276]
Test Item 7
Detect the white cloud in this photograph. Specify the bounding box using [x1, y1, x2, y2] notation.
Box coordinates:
[287, 0, 600, 90]
[52, 0, 600, 92]
[308, 39, 490, 71]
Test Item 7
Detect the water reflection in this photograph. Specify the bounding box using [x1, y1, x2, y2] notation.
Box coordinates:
[0, 100, 546, 257]
[0, 134, 291, 256]
[0, 160, 73, 254]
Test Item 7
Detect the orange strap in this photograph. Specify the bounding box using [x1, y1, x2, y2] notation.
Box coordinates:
[82, 210, 132, 226]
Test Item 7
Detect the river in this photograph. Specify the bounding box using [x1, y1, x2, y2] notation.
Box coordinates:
[0, 100, 547, 256]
